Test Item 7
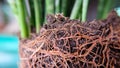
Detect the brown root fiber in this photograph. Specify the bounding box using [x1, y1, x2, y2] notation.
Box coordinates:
[20, 11, 120, 68]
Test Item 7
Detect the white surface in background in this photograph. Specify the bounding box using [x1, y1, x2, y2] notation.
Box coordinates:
[115, 7, 120, 16]
[0, 52, 13, 64]
[2, 17, 20, 34]
[0, 52, 18, 68]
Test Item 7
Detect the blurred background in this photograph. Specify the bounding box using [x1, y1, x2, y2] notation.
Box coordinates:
[0, 0, 19, 68]
[0, 0, 19, 34]
[0, 0, 120, 68]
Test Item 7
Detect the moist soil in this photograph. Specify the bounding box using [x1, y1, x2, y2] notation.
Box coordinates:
[20, 11, 120, 68]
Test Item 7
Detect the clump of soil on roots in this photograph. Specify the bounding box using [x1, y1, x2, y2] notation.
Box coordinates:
[20, 11, 120, 68]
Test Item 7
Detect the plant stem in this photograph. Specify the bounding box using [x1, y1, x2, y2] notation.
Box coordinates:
[24, 0, 31, 36]
[33, 0, 41, 33]
[55, 0, 60, 13]
[16, 0, 29, 38]
[7, 0, 18, 15]
[102, 0, 113, 19]
[61, 0, 67, 16]
[78, 7, 82, 20]
[41, 0, 45, 25]
[29, 0, 35, 28]
[97, 0, 105, 19]
[44, 0, 54, 22]
[82, 0, 89, 22]
[45, 0, 54, 14]
[70, 0, 82, 19]
[26, 0, 33, 33]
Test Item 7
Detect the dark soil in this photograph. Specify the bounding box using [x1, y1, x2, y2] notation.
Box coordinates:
[20, 11, 120, 68]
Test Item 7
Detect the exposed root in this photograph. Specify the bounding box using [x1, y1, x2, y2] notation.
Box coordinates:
[20, 11, 120, 68]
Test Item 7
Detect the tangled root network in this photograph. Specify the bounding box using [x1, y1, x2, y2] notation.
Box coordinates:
[20, 11, 120, 68]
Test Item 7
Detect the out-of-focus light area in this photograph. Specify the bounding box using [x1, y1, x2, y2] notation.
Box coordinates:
[115, 7, 120, 16]
[0, 0, 19, 68]
[115, 0, 120, 16]
[0, 0, 19, 34]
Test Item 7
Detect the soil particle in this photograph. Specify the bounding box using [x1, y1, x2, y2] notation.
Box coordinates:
[20, 11, 120, 68]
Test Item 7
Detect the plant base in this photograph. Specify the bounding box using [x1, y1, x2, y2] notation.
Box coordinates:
[20, 11, 120, 68]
